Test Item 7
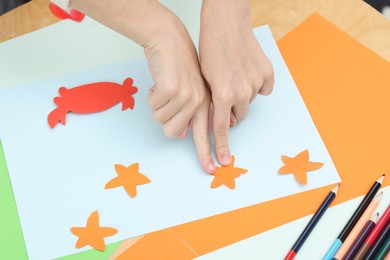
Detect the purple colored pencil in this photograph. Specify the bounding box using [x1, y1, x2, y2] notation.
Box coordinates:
[343, 213, 378, 260]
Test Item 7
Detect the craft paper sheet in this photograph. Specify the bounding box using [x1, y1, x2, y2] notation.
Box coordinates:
[0, 26, 340, 259]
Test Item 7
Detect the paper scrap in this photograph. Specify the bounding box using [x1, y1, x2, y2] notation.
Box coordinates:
[48, 78, 138, 128]
[105, 163, 151, 198]
[210, 156, 248, 190]
[70, 210, 117, 251]
[278, 149, 323, 185]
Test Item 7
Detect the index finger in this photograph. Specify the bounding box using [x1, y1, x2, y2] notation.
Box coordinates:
[192, 102, 215, 174]
[213, 101, 231, 166]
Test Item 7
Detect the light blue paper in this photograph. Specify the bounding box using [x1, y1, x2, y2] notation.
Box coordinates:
[0, 26, 340, 260]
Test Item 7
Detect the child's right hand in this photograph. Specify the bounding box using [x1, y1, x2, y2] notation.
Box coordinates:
[144, 13, 216, 174]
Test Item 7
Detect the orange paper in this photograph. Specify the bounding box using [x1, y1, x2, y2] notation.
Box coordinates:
[115, 13, 390, 258]
[210, 156, 248, 190]
[278, 149, 323, 185]
[70, 210, 117, 251]
[116, 229, 197, 260]
[105, 163, 151, 198]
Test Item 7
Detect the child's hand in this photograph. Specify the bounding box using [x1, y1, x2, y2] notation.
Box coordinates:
[72, 0, 216, 174]
[145, 16, 216, 174]
[199, 0, 274, 166]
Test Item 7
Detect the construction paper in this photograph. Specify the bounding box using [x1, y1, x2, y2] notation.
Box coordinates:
[59, 242, 121, 260]
[116, 229, 197, 260]
[196, 188, 390, 259]
[1, 139, 121, 260]
[105, 163, 151, 198]
[0, 141, 27, 259]
[210, 156, 248, 190]
[113, 13, 390, 259]
[70, 210, 117, 251]
[0, 25, 339, 260]
[0, 2, 201, 259]
[48, 78, 137, 128]
[278, 149, 323, 185]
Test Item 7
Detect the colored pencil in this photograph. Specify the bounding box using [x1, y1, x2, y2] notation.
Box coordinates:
[284, 184, 339, 260]
[372, 233, 390, 260]
[323, 175, 384, 260]
[343, 213, 379, 260]
[333, 193, 383, 259]
[354, 204, 390, 260]
[364, 218, 390, 259]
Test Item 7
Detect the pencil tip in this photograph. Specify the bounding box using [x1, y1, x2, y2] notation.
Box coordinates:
[377, 175, 385, 184]
[332, 184, 340, 194]
[372, 212, 380, 222]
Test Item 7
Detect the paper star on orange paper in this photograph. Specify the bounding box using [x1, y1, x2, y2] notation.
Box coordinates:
[278, 149, 324, 185]
[70, 210, 117, 251]
[210, 156, 248, 190]
[105, 163, 151, 197]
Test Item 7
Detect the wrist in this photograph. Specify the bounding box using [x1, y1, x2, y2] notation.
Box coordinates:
[140, 9, 186, 48]
[201, 0, 252, 33]
[71, 0, 182, 47]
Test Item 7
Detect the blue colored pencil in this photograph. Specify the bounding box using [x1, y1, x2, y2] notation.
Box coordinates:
[284, 184, 339, 260]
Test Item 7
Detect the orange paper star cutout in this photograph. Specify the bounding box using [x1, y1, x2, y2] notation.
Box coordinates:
[210, 156, 248, 190]
[70, 210, 117, 251]
[278, 149, 324, 185]
[105, 163, 151, 197]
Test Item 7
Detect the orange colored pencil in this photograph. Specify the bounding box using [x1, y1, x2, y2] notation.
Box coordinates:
[333, 192, 383, 259]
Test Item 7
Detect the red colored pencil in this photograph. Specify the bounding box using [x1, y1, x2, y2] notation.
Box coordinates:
[353, 204, 390, 260]
[364, 218, 390, 259]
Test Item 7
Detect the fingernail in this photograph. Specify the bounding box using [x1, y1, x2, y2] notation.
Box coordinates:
[178, 132, 187, 139]
[178, 129, 188, 139]
[222, 154, 231, 165]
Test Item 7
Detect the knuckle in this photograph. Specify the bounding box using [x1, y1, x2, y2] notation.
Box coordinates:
[158, 79, 179, 98]
[236, 89, 252, 103]
[192, 92, 204, 108]
[164, 85, 178, 98]
[214, 124, 229, 138]
[238, 111, 248, 121]
[179, 89, 192, 104]
[216, 90, 234, 105]
[215, 144, 229, 153]
[163, 125, 177, 138]
[152, 112, 164, 123]
[262, 60, 275, 83]
[195, 130, 210, 144]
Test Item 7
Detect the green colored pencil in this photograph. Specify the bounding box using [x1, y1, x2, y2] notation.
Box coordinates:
[373, 233, 390, 260]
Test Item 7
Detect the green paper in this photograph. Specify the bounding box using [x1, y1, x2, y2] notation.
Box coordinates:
[0, 141, 121, 259]
[0, 140, 27, 259]
[57, 241, 122, 260]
